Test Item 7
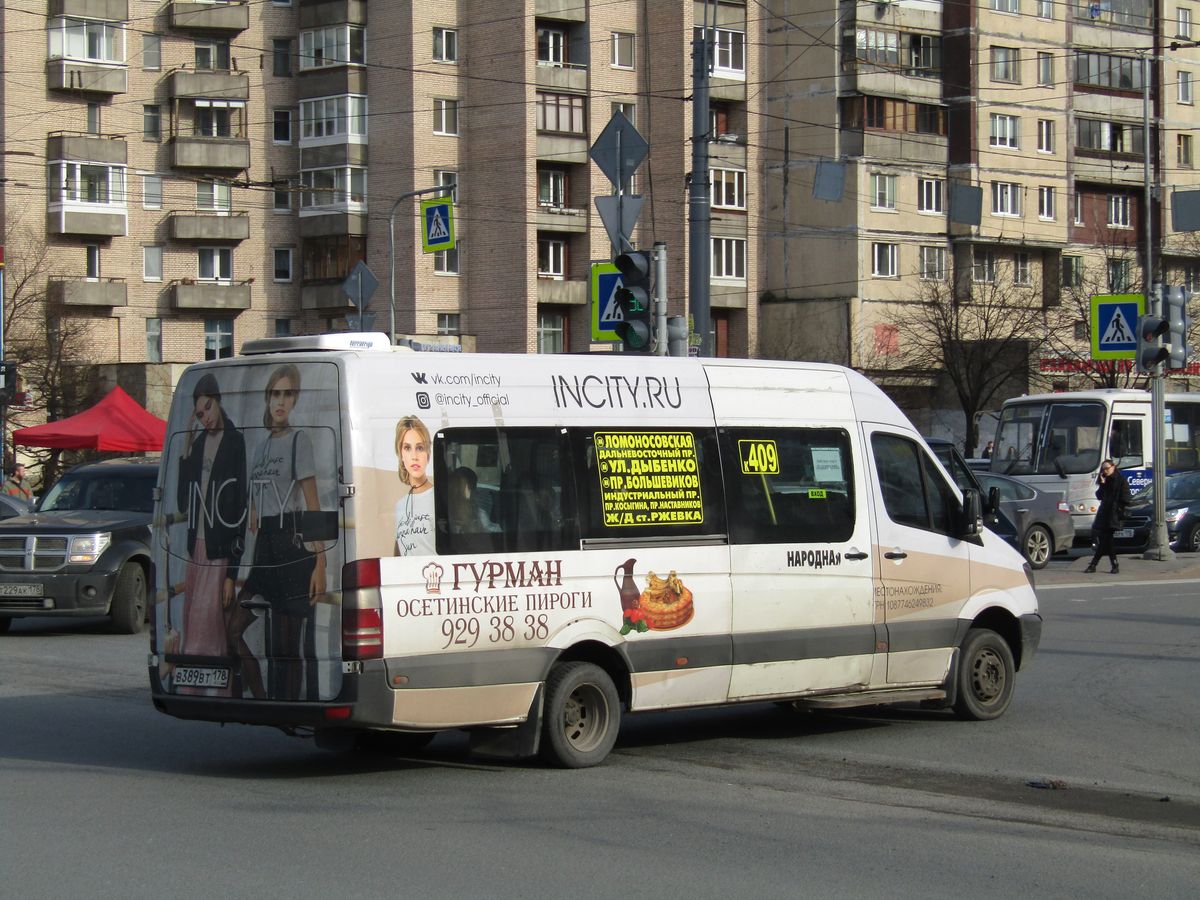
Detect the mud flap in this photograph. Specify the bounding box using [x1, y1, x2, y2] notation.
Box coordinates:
[936, 646, 960, 709]
[468, 684, 544, 760]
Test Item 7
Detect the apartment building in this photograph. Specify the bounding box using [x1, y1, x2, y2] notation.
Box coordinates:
[760, 0, 1200, 421]
[0, 0, 762, 420]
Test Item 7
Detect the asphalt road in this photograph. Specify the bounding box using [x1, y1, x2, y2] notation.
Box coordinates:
[1, 581, 1198, 899]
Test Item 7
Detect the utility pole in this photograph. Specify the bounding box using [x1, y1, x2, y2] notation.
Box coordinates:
[688, 3, 713, 357]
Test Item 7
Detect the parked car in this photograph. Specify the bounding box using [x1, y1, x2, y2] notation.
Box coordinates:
[965, 458, 991, 472]
[924, 438, 1021, 551]
[1114, 470, 1200, 553]
[974, 472, 1073, 569]
[0, 458, 157, 635]
[0, 493, 32, 519]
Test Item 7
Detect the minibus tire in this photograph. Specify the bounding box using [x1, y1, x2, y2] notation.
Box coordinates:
[110, 563, 147, 635]
[954, 628, 1015, 720]
[540, 662, 620, 768]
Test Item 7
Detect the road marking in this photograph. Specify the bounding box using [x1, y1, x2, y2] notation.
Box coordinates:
[1038, 578, 1200, 591]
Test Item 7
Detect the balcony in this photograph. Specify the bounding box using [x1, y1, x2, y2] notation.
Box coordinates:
[534, 0, 585, 21]
[537, 278, 587, 305]
[47, 277, 127, 308]
[171, 137, 250, 171]
[46, 59, 127, 94]
[536, 133, 588, 164]
[301, 281, 354, 312]
[299, 0, 368, 28]
[535, 63, 587, 93]
[48, 133, 126, 166]
[169, 210, 250, 241]
[172, 279, 252, 311]
[535, 205, 587, 233]
[168, 69, 249, 101]
[169, 1, 249, 32]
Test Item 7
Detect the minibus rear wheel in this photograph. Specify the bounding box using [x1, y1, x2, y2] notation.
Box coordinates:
[540, 661, 620, 768]
[954, 628, 1015, 721]
[110, 562, 147, 635]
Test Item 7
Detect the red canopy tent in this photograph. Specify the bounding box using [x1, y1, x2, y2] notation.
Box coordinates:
[13, 385, 166, 452]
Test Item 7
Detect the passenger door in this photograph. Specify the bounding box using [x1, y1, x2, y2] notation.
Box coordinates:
[865, 427, 972, 686]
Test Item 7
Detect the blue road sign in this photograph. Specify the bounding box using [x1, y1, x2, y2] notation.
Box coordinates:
[1090, 293, 1144, 360]
[590, 263, 623, 341]
[421, 197, 455, 252]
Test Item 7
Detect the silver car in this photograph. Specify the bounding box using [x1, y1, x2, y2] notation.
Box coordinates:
[976, 472, 1074, 569]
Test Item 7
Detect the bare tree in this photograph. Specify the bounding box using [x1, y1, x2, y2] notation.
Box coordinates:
[888, 261, 1048, 457]
[3, 223, 95, 489]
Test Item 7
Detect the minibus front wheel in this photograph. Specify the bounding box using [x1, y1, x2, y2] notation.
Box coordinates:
[540, 661, 621, 768]
[954, 628, 1015, 720]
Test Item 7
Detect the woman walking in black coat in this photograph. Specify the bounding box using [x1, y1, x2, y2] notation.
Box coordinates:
[1086, 459, 1132, 574]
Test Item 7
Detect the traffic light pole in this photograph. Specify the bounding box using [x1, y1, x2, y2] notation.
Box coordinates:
[654, 242, 667, 357]
[1146, 362, 1174, 560]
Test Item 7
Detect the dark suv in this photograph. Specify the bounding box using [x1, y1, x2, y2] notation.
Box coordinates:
[0, 458, 157, 634]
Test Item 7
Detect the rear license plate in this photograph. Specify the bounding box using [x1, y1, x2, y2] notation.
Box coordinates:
[0, 583, 43, 598]
[1114, 528, 1134, 539]
[173, 666, 230, 689]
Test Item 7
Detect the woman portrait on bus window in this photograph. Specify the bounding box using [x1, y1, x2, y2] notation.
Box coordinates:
[175, 372, 247, 695]
[236, 363, 328, 701]
[395, 415, 435, 556]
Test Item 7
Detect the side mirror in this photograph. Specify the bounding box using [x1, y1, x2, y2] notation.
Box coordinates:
[961, 489, 983, 537]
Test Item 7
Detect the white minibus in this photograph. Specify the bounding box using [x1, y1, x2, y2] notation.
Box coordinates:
[149, 334, 1041, 767]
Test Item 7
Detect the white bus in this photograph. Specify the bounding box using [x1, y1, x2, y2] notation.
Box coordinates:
[991, 389, 1200, 541]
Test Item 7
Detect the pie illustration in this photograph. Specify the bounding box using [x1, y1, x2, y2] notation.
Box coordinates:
[638, 570, 694, 630]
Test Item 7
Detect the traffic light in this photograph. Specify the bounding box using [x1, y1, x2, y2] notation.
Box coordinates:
[0, 361, 16, 406]
[613, 250, 653, 352]
[1136, 313, 1169, 373]
[1165, 285, 1192, 369]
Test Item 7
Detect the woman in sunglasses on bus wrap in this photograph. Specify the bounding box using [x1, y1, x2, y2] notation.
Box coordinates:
[1086, 458, 1132, 574]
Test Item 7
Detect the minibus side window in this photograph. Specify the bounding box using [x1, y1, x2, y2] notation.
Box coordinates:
[872, 433, 957, 536]
[573, 428, 726, 539]
[720, 428, 855, 545]
[436, 427, 578, 554]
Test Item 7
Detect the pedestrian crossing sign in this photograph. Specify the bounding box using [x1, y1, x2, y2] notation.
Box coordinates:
[420, 197, 455, 253]
[1090, 293, 1145, 360]
[591, 262, 623, 341]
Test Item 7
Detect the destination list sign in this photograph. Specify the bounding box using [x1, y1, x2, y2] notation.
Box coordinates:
[594, 431, 704, 527]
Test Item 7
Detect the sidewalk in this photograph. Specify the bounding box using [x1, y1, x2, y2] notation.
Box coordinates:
[1034, 548, 1200, 586]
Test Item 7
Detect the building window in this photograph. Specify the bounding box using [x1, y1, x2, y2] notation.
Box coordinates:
[273, 38, 292, 76]
[433, 27, 458, 63]
[871, 242, 898, 278]
[146, 318, 162, 363]
[537, 27, 565, 66]
[1107, 194, 1131, 227]
[273, 184, 291, 212]
[1181, 70, 1193, 104]
[711, 168, 747, 209]
[1074, 191, 1085, 224]
[695, 27, 746, 78]
[86, 102, 101, 135]
[973, 250, 997, 283]
[143, 105, 161, 141]
[194, 38, 230, 70]
[991, 46, 1019, 83]
[204, 319, 234, 361]
[198, 247, 233, 282]
[1074, 51, 1144, 91]
[1038, 186, 1056, 220]
[300, 25, 365, 68]
[300, 166, 366, 209]
[1180, 133, 1194, 168]
[434, 98, 460, 135]
[611, 31, 634, 69]
[275, 318, 292, 338]
[1014, 252, 1032, 285]
[537, 238, 566, 279]
[537, 309, 567, 354]
[1063, 256, 1083, 288]
[196, 181, 231, 212]
[613, 101, 636, 125]
[1037, 52, 1053, 86]
[990, 0, 1018, 11]
[437, 313, 461, 335]
[435, 169, 458, 203]
[47, 17, 124, 63]
[300, 95, 368, 141]
[143, 246, 163, 282]
[909, 34, 941, 76]
[1037, 119, 1055, 153]
[1037, 0, 1054, 17]
[86, 244, 101, 280]
[989, 113, 1018, 148]
[535, 92, 585, 135]
[143, 175, 162, 210]
[917, 177, 944, 213]
[273, 108, 292, 143]
[48, 162, 126, 205]
[1108, 258, 1132, 292]
[1076, 119, 1145, 157]
[272, 247, 293, 282]
[143, 33, 160, 70]
[538, 168, 566, 207]
[870, 173, 897, 210]
[434, 246, 460, 275]
[920, 245, 946, 280]
[991, 181, 1022, 216]
[712, 237, 747, 280]
[1179, 7, 1193, 38]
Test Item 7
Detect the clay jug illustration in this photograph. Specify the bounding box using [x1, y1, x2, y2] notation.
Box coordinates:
[613, 558, 640, 612]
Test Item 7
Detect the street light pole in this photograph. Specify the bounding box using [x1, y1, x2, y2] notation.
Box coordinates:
[386, 182, 457, 346]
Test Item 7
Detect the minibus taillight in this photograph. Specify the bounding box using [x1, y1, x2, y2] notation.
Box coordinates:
[342, 608, 383, 661]
[342, 557, 381, 591]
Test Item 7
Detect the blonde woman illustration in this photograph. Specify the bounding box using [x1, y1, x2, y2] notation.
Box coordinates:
[394, 415, 435, 556]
